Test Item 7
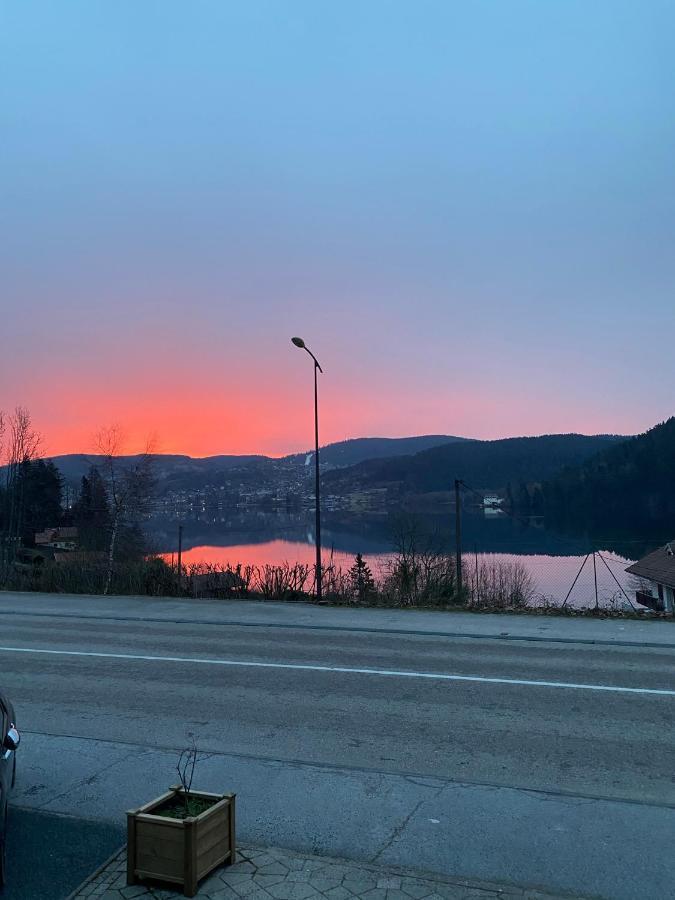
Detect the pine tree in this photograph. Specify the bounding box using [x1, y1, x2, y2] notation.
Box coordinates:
[516, 481, 531, 512]
[530, 485, 544, 514]
[72, 468, 111, 551]
[19, 459, 63, 543]
[348, 553, 376, 604]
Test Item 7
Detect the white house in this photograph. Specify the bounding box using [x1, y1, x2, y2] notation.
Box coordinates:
[625, 542, 675, 613]
[34, 526, 79, 552]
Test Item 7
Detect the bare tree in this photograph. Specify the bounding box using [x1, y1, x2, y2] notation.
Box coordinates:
[93, 426, 156, 595]
[385, 515, 456, 605]
[0, 408, 42, 581]
[176, 736, 199, 815]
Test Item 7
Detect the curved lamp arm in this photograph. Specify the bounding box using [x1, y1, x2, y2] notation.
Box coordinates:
[291, 337, 323, 372]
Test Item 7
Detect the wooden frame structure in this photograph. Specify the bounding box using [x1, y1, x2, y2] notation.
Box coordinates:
[127, 786, 236, 897]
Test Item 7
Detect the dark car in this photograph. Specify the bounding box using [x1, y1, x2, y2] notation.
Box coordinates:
[0, 692, 19, 886]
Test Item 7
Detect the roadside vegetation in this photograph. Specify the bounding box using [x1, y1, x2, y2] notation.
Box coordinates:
[3, 549, 533, 609]
[7, 550, 663, 617]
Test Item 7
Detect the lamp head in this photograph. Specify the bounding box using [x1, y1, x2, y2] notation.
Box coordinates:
[291, 336, 305, 349]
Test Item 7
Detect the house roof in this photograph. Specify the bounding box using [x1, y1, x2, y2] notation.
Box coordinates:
[626, 541, 675, 589]
[35, 526, 78, 544]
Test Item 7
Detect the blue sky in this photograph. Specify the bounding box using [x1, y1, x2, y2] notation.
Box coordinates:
[1, 1, 673, 455]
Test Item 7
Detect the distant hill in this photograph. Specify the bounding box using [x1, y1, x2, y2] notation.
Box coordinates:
[323, 433, 626, 495]
[284, 435, 466, 468]
[48, 434, 465, 491]
[49, 453, 269, 485]
[542, 417, 675, 523]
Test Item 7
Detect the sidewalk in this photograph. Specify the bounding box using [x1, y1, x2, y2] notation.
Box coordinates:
[70, 844, 572, 900]
[2, 590, 674, 647]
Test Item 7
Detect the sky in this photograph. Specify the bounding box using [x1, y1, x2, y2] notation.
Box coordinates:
[2, 1, 674, 457]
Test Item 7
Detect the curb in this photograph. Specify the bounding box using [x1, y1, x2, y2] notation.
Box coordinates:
[64, 845, 125, 900]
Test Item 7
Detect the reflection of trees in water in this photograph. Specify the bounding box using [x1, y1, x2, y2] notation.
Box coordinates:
[146, 508, 671, 561]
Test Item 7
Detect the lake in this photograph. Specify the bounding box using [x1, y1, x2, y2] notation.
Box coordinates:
[147, 509, 658, 610]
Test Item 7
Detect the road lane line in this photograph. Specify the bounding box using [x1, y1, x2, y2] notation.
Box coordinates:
[0, 644, 673, 696]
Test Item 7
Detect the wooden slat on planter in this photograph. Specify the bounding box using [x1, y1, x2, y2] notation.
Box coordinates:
[136, 820, 184, 847]
[197, 825, 229, 857]
[196, 813, 228, 844]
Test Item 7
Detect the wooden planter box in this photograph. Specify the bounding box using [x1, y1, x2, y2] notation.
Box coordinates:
[127, 786, 236, 897]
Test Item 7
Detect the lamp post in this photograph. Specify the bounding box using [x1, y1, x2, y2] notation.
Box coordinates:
[291, 336, 323, 602]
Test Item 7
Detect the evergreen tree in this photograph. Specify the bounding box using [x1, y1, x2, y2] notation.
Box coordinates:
[17, 459, 63, 543]
[505, 482, 514, 510]
[516, 481, 531, 512]
[530, 485, 544, 514]
[72, 468, 111, 551]
[348, 553, 376, 604]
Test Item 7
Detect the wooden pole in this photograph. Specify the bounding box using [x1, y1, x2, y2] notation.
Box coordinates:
[177, 524, 183, 593]
[455, 479, 462, 596]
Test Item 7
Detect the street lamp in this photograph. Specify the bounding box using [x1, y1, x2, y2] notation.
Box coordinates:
[291, 336, 324, 602]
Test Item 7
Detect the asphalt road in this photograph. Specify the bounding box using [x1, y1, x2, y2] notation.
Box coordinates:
[3, 808, 123, 899]
[1, 593, 674, 899]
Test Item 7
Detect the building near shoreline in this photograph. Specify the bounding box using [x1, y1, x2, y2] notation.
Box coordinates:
[626, 542, 675, 613]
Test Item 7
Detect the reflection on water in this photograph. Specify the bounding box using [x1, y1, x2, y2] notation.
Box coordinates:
[147, 510, 654, 608]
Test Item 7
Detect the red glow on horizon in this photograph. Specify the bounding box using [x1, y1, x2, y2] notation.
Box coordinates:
[3, 361, 648, 459]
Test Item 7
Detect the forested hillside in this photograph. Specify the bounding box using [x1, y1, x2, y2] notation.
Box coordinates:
[323, 433, 624, 495]
[542, 417, 675, 523]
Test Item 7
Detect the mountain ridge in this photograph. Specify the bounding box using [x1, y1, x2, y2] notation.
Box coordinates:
[322, 432, 628, 496]
[46, 434, 467, 485]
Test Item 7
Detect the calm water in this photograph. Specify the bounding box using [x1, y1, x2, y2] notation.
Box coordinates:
[148, 509, 654, 609]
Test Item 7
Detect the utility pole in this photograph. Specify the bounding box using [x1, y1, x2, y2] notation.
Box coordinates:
[177, 523, 183, 593]
[455, 479, 463, 596]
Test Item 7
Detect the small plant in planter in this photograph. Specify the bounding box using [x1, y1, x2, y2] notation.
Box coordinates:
[127, 738, 235, 897]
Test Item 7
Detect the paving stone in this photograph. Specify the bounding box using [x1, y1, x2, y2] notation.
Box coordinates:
[323, 888, 355, 900]
[202, 873, 230, 892]
[286, 872, 313, 884]
[207, 889, 249, 900]
[400, 879, 435, 899]
[229, 862, 259, 874]
[377, 877, 402, 890]
[312, 865, 354, 881]
[70, 845, 571, 900]
[231, 880, 272, 897]
[342, 875, 378, 892]
[256, 864, 291, 876]
[307, 876, 345, 893]
[226, 892, 275, 900]
[248, 853, 281, 868]
[253, 874, 287, 888]
[284, 858, 317, 873]
[266, 882, 321, 900]
[223, 872, 265, 886]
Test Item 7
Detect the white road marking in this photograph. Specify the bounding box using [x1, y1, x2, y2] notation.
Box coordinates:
[0, 644, 672, 697]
